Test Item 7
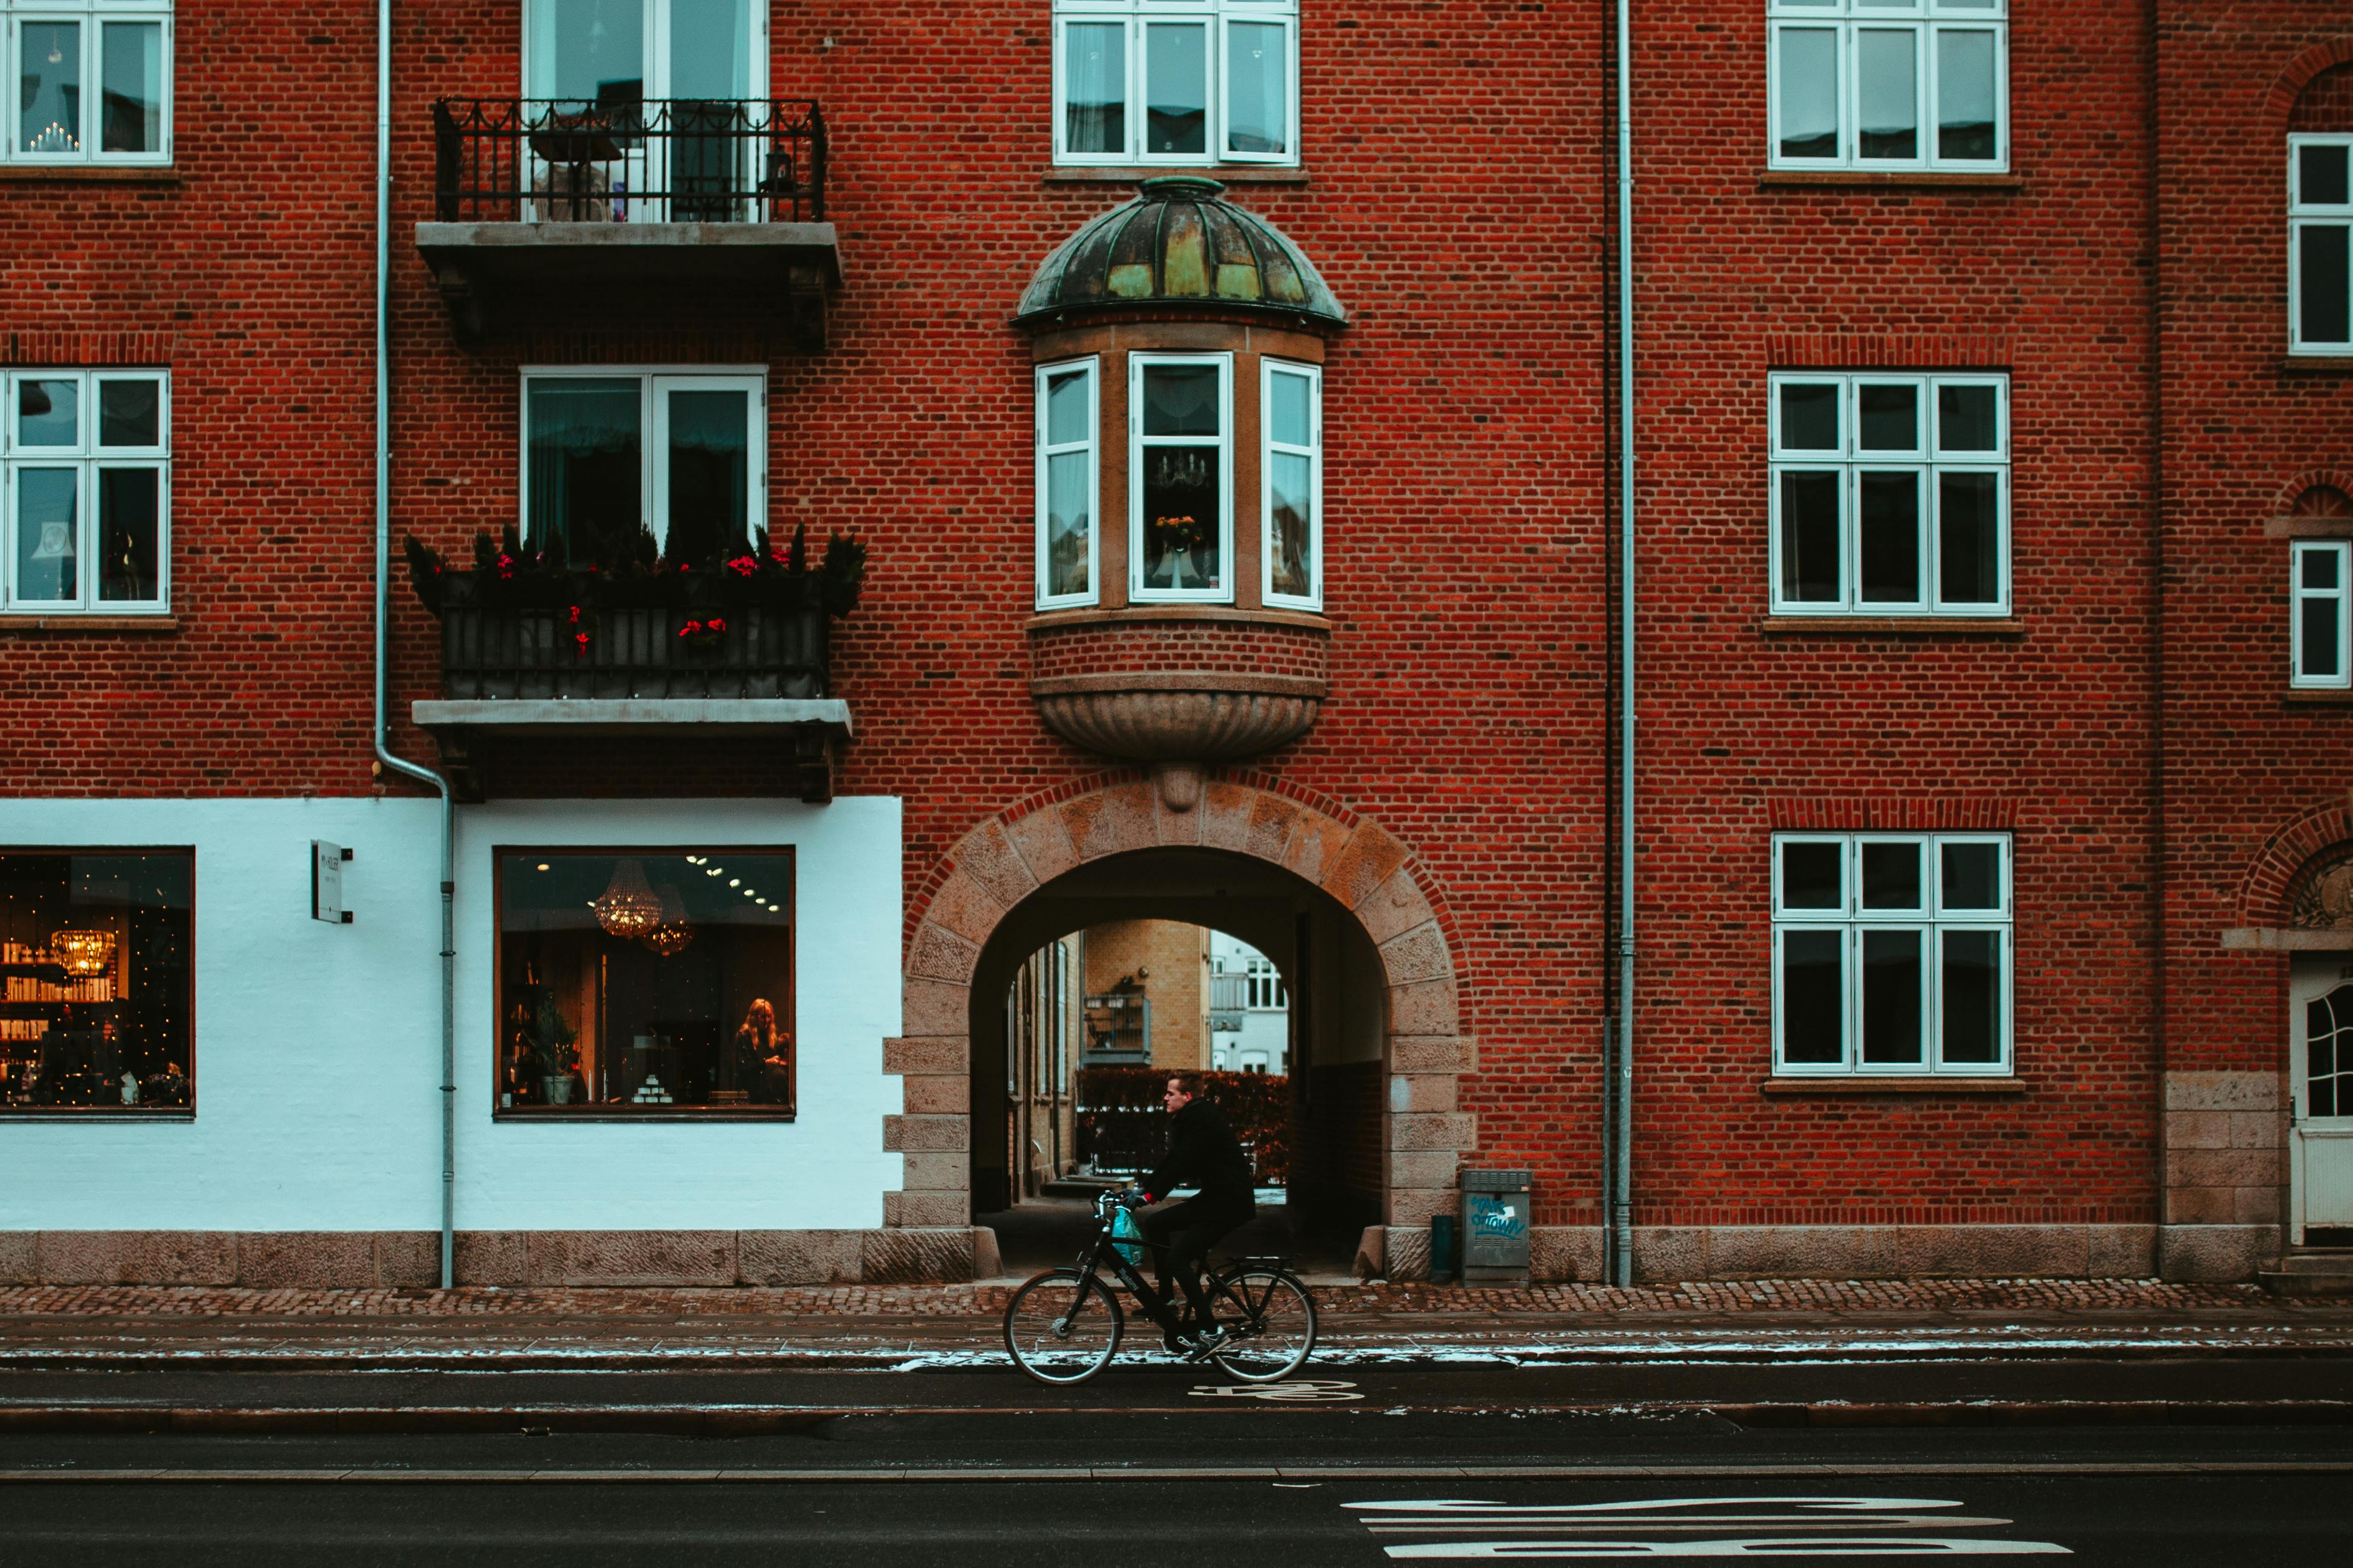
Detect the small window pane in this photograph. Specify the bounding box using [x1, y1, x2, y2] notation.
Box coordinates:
[1268, 370, 1311, 449]
[1045, 368, 1090, 447]
[19, 22, 84, 155]
[100, 22, 164, 155]
[1142, 364, 1220, 436]
[526, 378, 644, 567]
[1145, 23, 1207, 156]
[1777, 29, 1839, 160]
[1858, 470, 1922, 604]
[1935, 29, 1996, 161]
[1936, 471, 2001, 605]
[1781, 841, 1843, 911]
[1861, 929, 1924, 1064]
[1940, 930, 2003, 1064]
[2299, 225, 2352, 347]
[1779, 471, 1843, 603]
[664, 388, 750, 562]
[16, 468, 81, 602]
[1780, 930, 1846, 1064]
[1936, 383, 1999, 453]
[1226, 21, 1288, 156]
[2302, 144, 2351, 208]
[1779, 382, 1840, 451]
[2304, 597, 2344, 680]
[1861, 841, 1922, 910]
[2303, 546, 2342, 591]
[1045, 451, 1091, 600]
[19, 379, 79, 448]
[1064, 22, 1126, 157]
[669, 0, 750, 100]
[1858, 383, 1919, 451]
[1856, 29, 1918, 160]
[1940, 841, 2001, 911]
[99, 379, 161, 448]
[1268, 451, 1312, 600]
[97, 468, 161, 603]
[0, 851, 193, 1112]
[1140, 447, 1222, 592]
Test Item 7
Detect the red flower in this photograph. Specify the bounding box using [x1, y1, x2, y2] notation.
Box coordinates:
[726, 555, 760, 578]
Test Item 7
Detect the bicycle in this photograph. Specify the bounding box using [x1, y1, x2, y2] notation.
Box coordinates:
[1001, 1186, 1318, 1386]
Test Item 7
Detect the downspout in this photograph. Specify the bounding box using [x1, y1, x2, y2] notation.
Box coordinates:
[1608, 0, 1638, 1288]
[372, 0, 461, 1290]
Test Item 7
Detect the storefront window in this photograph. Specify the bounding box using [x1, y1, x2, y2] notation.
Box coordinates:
[0, 850, 192, 1113]
[496, 849, 795, 1117]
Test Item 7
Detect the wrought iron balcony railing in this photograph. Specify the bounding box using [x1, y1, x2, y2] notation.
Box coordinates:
[432, 97, 826, 224]
[439, 602, 829, 702]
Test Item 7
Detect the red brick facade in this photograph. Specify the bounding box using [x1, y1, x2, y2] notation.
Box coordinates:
[4, 2, 2346, 1282]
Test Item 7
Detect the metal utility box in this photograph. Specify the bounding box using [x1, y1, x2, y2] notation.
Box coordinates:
[1459, 1168, 1532, 1284]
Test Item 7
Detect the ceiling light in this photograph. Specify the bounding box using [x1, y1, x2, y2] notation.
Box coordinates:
[590, 859, 663, 940]
[536, 862, 551, 872]
[728, 878, 740, 888]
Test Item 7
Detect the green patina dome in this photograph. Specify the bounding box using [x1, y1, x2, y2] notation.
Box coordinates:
[1017, 176, 1347, 330]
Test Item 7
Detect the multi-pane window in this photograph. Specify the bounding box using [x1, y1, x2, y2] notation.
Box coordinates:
[1054, 1, 1298, 166]
[1244, 955, 1286, 1011]
[3, 370, 169, 613]
[1774, 834, 2012, 1075]
[521, 369, 765, 566]
[1261, 359, 1321, 610]
[1036, 358, 1099, 609]
[2291, 135, 2352, 354]
[4, 1, 170, 165]
[1129, 352, 1232, 602]
[2293, 541, 2351, 689]
[1768, 0, 2005, 171]
[1770, 372, 2008, 616]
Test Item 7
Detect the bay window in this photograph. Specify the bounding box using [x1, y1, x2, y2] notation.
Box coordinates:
[496, 849, 795, 1117]
[1055, 1, 1299, 166]
[2293, 540, 2351, 689]
[1770, 372, 2008, 616]
[1130, 352, 1232, 601]
[4, 369, 169, 613]
[2291, 135, 2352, 354]
[1036, 358, 1099, 608]
[0, 849, 191, 1113]
[5, 1, 170, 165]
[1769, 0, 2005, 171]
[522, 369, 764, 567]
[1774, 834, 2012, 1076]
[1261, 359, 1321, 609]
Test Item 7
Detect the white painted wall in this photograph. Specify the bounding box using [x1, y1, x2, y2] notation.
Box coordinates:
[1, 795, 903, 1233]
[1209, 930, 1288, 1074]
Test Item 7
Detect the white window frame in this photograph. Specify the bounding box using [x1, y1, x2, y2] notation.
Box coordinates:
[1766, 0, 2006, 173]
[1035, 356, 1101, 610]
[1051, 0, 1301, 168]
[2290, 133, 2353, 356]
[2, 367, 171, 614]
[1259, 357, 1322, 611]
[1772, 832, 2014, 1077]
[522, 0, 767, 102]
[1128, 350, 1235, 604]
[3, 1, 173, 166]
[1768, 370, 2010, 617]
[2292, 539, 2352, 690]
[518, 366, 766, 559]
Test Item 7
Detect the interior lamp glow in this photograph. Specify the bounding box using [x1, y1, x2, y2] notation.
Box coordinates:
[52, 930, 117, 978]
[642, 884, 695, 959]
[590, 859, 663, 940]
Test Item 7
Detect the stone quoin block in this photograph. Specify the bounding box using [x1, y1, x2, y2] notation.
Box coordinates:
[1003, 807, 1083, 889]
[737, 1230, 864, 1286]
[884, 1190, 972, 1229]
[1356, 870, 1439, 949]
[1388, 1034, 1468, 1075]
[897, 1151, 968, 1191]
[948, 820, 1041, 912]
[1323, 825, 1411, 911]
[882, 1114, 969, 1153]
[899, 1074, 969, 1115]
[1376, 922, 1454, 986]
[862, 1228, 975, 1284]
[906, 922, 983, 985]
[884, 1037, 970, 1077]
[1061, 782, 1157, 862]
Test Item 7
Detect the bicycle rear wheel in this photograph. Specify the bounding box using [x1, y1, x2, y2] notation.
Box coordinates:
[1003, 1267, 1123, 1385]
[1206, 1266, 1317, 1382]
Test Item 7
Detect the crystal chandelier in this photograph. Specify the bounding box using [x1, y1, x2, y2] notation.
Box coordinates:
[642, 884, 694, 958]
[52, 930, 117, 978]
[590, 859, 662, 940]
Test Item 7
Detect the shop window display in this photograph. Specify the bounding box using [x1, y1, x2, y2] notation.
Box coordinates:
[0, 850, 192, 1113]
[496, 849, 794, 1117]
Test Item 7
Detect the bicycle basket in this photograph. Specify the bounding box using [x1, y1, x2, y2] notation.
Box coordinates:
[1110, 1203, 1146, 1266]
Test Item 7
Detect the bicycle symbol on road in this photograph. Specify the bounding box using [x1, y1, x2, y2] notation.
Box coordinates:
[1189, 1378, 1363, 1403]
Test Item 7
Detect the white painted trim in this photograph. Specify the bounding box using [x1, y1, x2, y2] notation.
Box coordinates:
[1128, 350, 1235, 604]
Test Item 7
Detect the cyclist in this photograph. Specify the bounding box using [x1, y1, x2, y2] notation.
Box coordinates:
[1136, 1070, 1255, 1355]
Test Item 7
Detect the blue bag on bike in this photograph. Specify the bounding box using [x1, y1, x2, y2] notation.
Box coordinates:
[1111, 1203, 1146, 1266]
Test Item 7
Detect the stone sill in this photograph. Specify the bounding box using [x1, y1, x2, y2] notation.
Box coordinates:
[2221, 926, 2353, 951]
[2284, 687, 2353, 705]
[1046, 166, 1308, 186]
[1758, 169, 2021, 192]
[495, 1109, 796, 1123]
[2282, 355, 2353, 373]
[0, 615, 177, 633]
[0, 165, 176, 185]
[1763, 1076, 2024, 1095]
[1759, 616, 2023, 637]
[2264, 516, 2353, 539]
[1026, 604, 1330, 635]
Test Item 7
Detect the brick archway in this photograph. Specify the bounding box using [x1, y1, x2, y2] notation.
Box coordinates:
[881, 772, 1472, 1259]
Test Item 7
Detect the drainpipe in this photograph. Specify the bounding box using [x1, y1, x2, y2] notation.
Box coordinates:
[373, 0, 461, 1290]
[1608, 0, 1638, 1288]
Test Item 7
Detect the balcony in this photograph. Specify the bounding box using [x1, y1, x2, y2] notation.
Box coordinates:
[415, 98, 841, 349]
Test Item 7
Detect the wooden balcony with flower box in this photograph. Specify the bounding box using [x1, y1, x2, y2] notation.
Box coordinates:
[403, 529, 859, 802]
[415, 98, 839, 349]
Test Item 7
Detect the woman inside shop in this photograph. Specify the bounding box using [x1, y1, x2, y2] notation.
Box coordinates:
[732, 998, 793, 1109]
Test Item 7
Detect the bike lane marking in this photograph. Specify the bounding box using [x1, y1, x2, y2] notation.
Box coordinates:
[1189, 1380, 1363, 1403]
[1341, 1495, 2071, 1558]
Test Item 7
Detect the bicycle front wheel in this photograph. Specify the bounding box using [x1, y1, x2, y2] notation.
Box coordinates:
[1003, 1267, 1123, 1385]
[1207, 1266, 1317, 1382]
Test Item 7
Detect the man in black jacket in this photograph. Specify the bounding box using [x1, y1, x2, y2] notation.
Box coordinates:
[1138, 1071, 1257, 1348]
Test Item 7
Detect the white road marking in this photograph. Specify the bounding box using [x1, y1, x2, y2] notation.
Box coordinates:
[1189, 1378, 1362, 1402]
[1346, 1496, 2070, 1559]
